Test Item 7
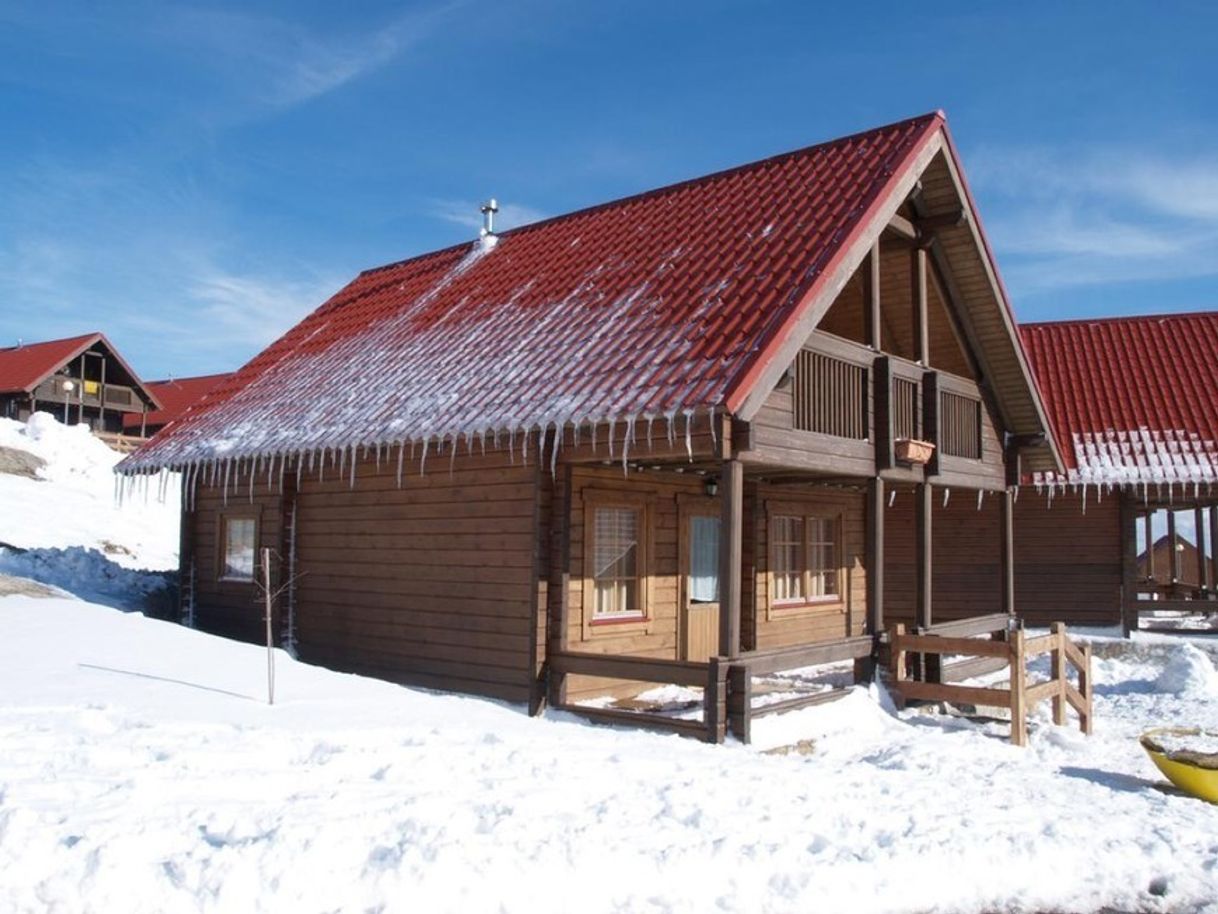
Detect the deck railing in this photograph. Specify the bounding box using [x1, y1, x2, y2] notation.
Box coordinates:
[793, 348, 869, 440]
[888, 620, 1093, 746]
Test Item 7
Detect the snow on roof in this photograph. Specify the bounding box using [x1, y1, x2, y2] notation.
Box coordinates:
[122, 373, 232, 432]
[0, 333, 104, 394]
[120, 113, 949, 474]
[1022, 312, 1218, 487]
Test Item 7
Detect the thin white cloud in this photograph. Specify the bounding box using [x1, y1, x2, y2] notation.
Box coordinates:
[971, 143, 1218, 295]
[430, 199, 549, 233]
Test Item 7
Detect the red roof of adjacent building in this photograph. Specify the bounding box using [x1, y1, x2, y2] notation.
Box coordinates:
[122, 373, 231, 433]
[1021, 312, 1218, 484]
[0, 333, 105, 394]
[122, 111, 1055, 473]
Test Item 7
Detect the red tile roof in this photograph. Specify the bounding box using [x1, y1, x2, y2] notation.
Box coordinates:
[121, 111, 1053, 474]
[122, 373, 231, 433]
[0, 333, 103, 394]
[1021, 312, 1218, 484]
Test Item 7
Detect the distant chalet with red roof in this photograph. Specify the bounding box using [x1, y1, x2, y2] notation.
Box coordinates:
[117, 111, 1120, 738]
[122, 373, 232, 438]
[0, 333, 159, 435]
[1014, 313, 1218, 633]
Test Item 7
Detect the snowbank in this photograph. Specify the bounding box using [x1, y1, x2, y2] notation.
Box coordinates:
[1, 597, 1217, 914]
[1155, 644, 1218, 697]
[0, 413, 178, 570]
[0, 545, 171, 612]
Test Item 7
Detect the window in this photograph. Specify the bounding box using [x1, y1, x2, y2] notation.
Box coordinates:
[689, 516, 720, 603]
[593, 507, 642, 618]
[771, 512, 840, 606]
[221, 516, 257, 581]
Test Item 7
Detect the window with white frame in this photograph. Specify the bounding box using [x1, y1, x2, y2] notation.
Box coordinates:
[771, 512, 840, 605]
[221, 516, 257, 581]
[592, 506, 642, 617]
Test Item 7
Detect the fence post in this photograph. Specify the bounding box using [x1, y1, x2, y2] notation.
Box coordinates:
[1009, 629, 1027, 746]
[888, 623, 907, 710]
[705, 657, 727, 744]
[727, 663, 751, 745]
[1050, 622, 1067, 726]
[1079, 643, 1094, 736]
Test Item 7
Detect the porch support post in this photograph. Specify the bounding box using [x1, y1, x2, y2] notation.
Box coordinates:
[915, 482, 933, 630]
[866, 477, 885, 635]
[1000, 487, 1015, 618]
[718, 457, 743, 660]
[1168, 509, 1180, 586]
[1120, 493, 1139, 637]
[1196, 506, 1211, 592]
[1143, 509, 1154, 581]
[912, 245, 928, 365]
[1210, 506, 1218, 595]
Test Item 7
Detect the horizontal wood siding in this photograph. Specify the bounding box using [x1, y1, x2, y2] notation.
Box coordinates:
[284, 448, 540, 703]
[188, 482, 283, 644]
[753, 484, 866, 649]
[884, 488, 1122, 628]
[1012, 491, 1122, 627]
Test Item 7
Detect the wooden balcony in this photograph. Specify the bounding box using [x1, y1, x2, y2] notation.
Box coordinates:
[32, 377, 143, 412]
[748, 331, 999, 488]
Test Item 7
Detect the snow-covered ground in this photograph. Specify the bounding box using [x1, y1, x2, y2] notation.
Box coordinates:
[0, 413, 178, 569]
[0, 413, 177, 610]
[2, 411, 1218, 912]
[1, 595, 1217, 914]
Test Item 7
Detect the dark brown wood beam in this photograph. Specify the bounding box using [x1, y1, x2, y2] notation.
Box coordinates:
[912, 246, 929, 365]
[1000, 488, 1015, 616]
[867, 477, 885, 635]
[718, 457, 744, 659]
[1143, 509, 1154, 581]
[874, 357, 893, 471]
[1211, 506, 1218, 593]
[915, 481, 937, 681]
[1121, 494, 1140, 637]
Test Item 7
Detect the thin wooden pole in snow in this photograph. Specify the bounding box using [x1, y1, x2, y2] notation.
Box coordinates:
[263, 547, 275, 706]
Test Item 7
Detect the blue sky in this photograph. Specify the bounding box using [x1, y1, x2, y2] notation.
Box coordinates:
[2, 1, 1216, 378]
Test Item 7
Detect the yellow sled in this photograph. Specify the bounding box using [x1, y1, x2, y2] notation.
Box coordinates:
[1141, 728, 1218, 804]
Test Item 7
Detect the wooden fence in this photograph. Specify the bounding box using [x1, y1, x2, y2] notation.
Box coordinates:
[889, 621, 1092, 746]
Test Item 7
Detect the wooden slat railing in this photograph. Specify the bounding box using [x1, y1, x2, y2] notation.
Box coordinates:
[793, 349, 869, 440]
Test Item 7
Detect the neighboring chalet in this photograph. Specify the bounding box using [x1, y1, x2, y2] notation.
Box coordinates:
[119, 112, 1066, 739]
[1016, 313, 1218, 631]
[123, 373, 231, 438]
[0, 333, 159, 434]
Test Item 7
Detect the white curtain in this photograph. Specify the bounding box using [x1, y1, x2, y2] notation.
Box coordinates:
[689, 516, 720, 602]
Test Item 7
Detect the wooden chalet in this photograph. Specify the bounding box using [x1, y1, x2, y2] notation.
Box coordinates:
[0, 333, 160, 435]
[120, 112, 1074, 741]
[1015, 313, 1218, 632]
[122, 373, 231, 438]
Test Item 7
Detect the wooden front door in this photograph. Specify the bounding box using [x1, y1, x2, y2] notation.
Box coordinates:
[682, 513, 720, 662]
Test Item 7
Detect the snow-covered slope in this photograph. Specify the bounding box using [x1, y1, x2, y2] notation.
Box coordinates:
[1, 596, 1216, 914]
[0, 413, 179, 569]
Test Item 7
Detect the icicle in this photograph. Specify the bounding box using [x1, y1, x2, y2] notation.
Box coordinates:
[550, 424, 561, 478]
[508, 427, 516, 464]
[295, 456, 303, 492]
[607, 418, 616, 460]
[449, 434, 459, 475]
[318, 449, 325, 483]
[590, 422, 597, 453]
[375, 441, 382, 471]
[666, 410, 677, 449]
[683, 410, 693, 462]
[248, 461, 255, 503]
[1012, 485, 1019, 504]
[522, 426, 529, 463]
[708, 407, 717, 451]
[397, 442, 405, 488]
[942, 488, 950, 508]
[339, 445, 347, 480]
[420, 437, 429, 475]
[222, 460, 232, 506]
[621, 417, 633, 475]
[888, 489, 896, 508]
[976, 490, 983, 511]
[349, 447, 357, 489]
[1081, 485, 1088, 515]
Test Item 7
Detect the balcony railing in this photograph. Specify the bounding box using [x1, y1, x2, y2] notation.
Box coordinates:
[32, 378, 142, 412]
[795, 332, 986, 472]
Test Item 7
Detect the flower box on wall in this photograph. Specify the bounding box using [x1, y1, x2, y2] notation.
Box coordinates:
[895, 438, 936, 466]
